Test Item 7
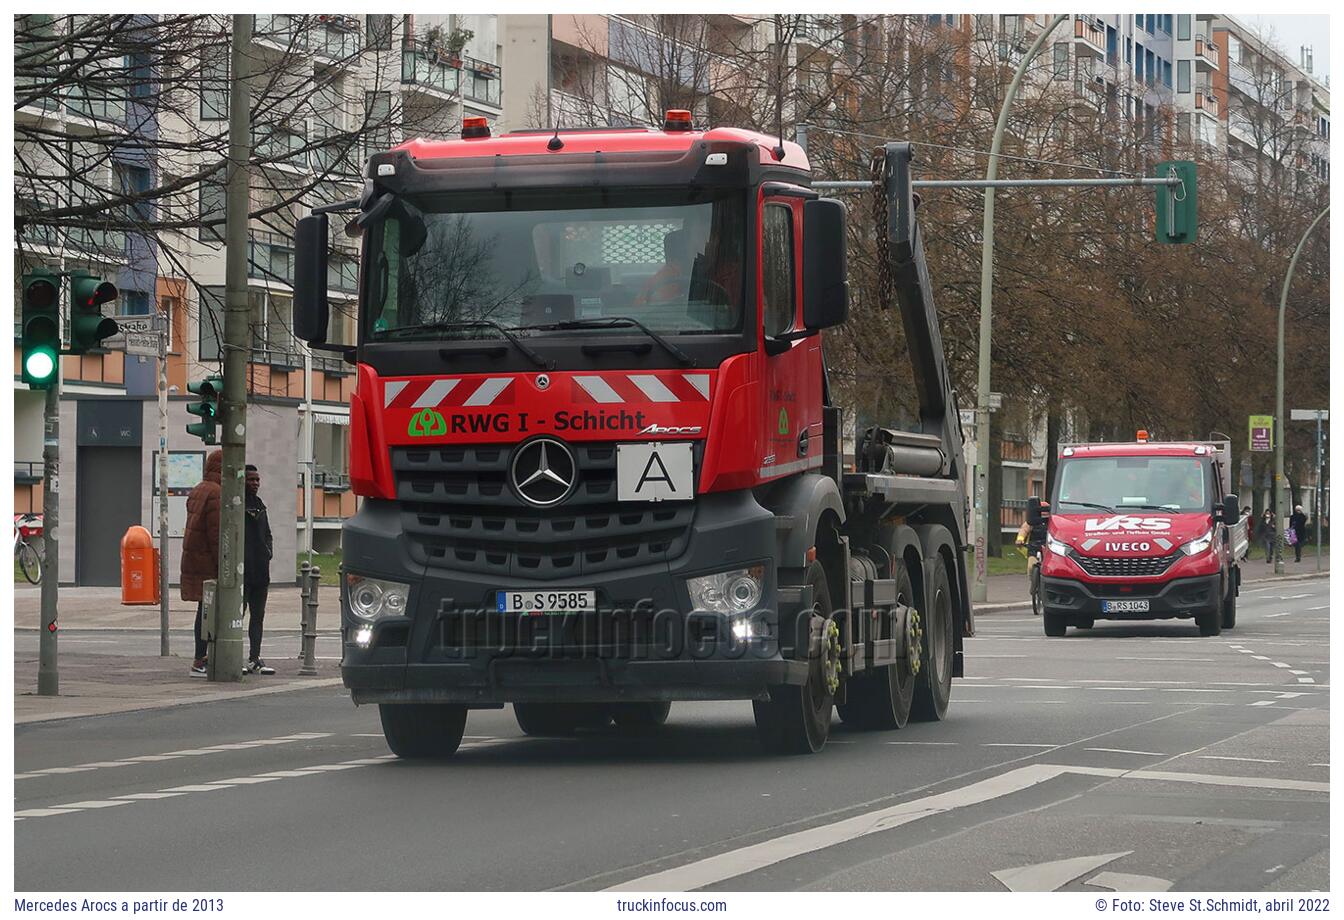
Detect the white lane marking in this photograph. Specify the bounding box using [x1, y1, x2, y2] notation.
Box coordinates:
[603, 764, 1329, 891]
[1279, 594, 1311, 600]
[1310, 763, 1330, 767]
[1116, 657, 1214, 662]
[14, 808, 83, 818]
[1085, 748, 1165, 756]
[113, 792, 186, 800]
[1252, 655, 1270, 660]
[1305, 604, 1329, 611]
[15, 732, 335, 780]
[886, 741, 960, 746]
[253, 770, 322, 779]
[462, 377, 512, 407]
[61, 800, 133, 810]
[161, 784, 235, 793]
[1265, 613, 1292, 618]
[983, 743, 1055, 748]
[574, 375, 623, 403]
[992, 851, 1131, 892]
[382, 379, 408, 407]
[1249, 700, 1277, 707]
[411, 378, 459, 408]
[1271, 662, 1292, 669]
[213, 776, 283, 785]
[1298, 677, 1316, 684]
[1200, 755, 1281, 764]
[1087, 871, 1174, 892]
[628, 374, 679, 403]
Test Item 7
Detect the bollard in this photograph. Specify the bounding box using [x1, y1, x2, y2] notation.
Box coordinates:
[298, 562, 311, 660]
[300, 565, 320, 675]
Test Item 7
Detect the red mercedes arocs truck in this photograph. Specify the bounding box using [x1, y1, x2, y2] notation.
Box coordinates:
[292, 113, 973, 756]
[1029, 435, 1246, 638]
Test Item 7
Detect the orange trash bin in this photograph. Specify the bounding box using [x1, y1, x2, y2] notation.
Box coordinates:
[121, 525, 160, 605]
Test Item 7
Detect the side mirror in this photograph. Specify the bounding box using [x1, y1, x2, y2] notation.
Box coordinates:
[1027, 495, 1048, 527]
[294, 214, 330, 346]
[802, 197, 848, 330]
[1219, 494, 1239, 524]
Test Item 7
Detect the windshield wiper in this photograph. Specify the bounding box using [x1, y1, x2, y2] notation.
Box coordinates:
[1057, 500, 1116, 513]
[380, 320, 551, 369]
[1115, 503, 1182, 512]
[523, 316, 695, 367]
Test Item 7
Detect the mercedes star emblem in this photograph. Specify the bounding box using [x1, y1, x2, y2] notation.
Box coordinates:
[510, 437, 576, 507]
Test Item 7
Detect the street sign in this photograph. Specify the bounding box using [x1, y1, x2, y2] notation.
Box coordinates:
[111, 315, 163, 335]
[123, 331, 159, 357]
[959, 409, 976, 427]
[1290, 409, 1329, 421]
[1249, 414, 1274, 452]
[989, 392, 1003, 410]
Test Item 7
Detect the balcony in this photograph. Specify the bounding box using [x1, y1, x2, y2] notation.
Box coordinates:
[312, 15, 362, 63]
[1073, 17, 1105, 58]
[1075, 76, 1105, 107]
[65, 84, 125, 124]
[795, 15, 840, 47]
[311, 126, 364, 179]
[1194, 36, 1220, 72]
[253, 123, 308, 171]
[1195, 90, 1220, 118]
[248, 230, 294, 287]
[401, 39, 461, 99]
[461, 56, 502, 108]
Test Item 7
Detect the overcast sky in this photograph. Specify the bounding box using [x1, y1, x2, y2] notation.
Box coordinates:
[1252, 15, 1331, 82]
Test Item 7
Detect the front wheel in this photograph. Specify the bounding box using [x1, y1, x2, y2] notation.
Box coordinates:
[1197, 592, 1223, 637]
[1043, 612, 1068, 637]
[754, 560, 836, 754]
[17, 542, 42, 585]
[378, 704, 468, 759]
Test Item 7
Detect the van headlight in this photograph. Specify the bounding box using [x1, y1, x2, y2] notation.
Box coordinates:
[345, 574, 409, 621]
[1046, 534, 1071, 557]
[687, 565, 765, 613]
[1181, 529, 1214, 556]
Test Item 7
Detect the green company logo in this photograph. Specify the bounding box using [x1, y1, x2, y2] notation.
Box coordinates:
[777, 408, 789, 436]
[409, 407, 447, 437]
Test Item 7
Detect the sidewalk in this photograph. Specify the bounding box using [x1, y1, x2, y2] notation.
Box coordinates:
[12, 560, 1328, 725]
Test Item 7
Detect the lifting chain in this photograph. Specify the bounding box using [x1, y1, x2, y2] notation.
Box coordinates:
[870, 148, 893, 312]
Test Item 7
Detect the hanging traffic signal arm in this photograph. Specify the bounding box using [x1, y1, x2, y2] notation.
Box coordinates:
[21, 269, 62, 389]
[67, 271, 120, 354]
[1154, 160, 1197, 244]
[186, 375, 224, 445]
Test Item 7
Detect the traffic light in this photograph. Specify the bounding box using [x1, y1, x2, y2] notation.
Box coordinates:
[67, 270, 119, 354]
[21, 269, 62, 389]
[186, 375, 224, 444]
[1155, 160, 1197, 244]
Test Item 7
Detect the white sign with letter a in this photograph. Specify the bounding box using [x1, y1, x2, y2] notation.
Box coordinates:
[617, 442, 693, 502]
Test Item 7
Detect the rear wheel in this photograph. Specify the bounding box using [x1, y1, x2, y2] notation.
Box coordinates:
[838, 560, 916, 731]
[753, 561, 836, 754]
[911, 554, 955, 722]
[378, 704, 468, 759]
[514, 703, 611, 736]
[1043, 612, 1068, 637]
[17, 542, 42, 585]
[610, 702, 671, 731]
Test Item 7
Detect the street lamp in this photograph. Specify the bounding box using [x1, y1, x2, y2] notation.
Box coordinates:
[1274, 205, 1329, 574]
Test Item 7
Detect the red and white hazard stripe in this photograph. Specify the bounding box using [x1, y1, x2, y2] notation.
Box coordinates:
[382, 372, 711, 408]
[573, 373, 710, 404]
[383, 377, 515, 409]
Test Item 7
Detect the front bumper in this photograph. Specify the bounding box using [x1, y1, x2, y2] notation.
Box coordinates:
[1041, 573, 1222, 620]
[339, 491, 811, 703]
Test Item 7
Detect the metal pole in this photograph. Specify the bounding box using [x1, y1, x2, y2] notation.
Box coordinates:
[158, 307, 170, 656]
[1316, 411, 1323, 573]
[972, 13, 1069, 602]
[38, 380, 60, 696]
[211, 14, 252, 681]
[796, 122, 808, 155]
[303, 349, 314, 563]
[1274, 204, 1329, 574]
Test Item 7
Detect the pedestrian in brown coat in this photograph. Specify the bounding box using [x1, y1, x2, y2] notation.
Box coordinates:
[182, 449, 222, 675]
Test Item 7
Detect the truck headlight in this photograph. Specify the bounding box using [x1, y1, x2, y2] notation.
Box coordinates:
[346, 574, 409, 621]
[1181, 529, 1214, 556]
[687, 565, 765, 614]
[1046, 534, 1071, 557]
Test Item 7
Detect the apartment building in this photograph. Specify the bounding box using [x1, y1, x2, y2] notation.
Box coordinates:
[14, 14, 501, 585]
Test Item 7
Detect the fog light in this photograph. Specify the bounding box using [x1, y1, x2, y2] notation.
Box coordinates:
[353, 625, 373, 648]
[731, 619, 755, 640]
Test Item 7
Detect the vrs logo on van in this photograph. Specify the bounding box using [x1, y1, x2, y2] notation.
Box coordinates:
[1084, 515, 1172, 533]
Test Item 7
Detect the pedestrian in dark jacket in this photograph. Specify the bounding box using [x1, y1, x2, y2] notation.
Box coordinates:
[1290, 505, 1308, 562]
[243, 465, 275, 674]
[181, 450, 222, 676]
[1259, 509, 1276, 564]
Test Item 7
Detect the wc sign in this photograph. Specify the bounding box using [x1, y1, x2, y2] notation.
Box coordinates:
[1249, 414, 1274, 452]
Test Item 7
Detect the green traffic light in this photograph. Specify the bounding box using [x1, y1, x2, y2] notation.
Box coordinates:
[21, 269, 63, 389]
[24, 347, 57, 383]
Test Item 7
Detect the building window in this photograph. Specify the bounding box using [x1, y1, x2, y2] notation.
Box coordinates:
[1163, 60, 1172, 88]
[122, 290, 150, 315]
[761, 204, 795, 338]
[1145, 14, 1155, 34]
[1160, 15, 1172, 35]
[1126, 37, 1132, 64]
[1177, 15, 1191, 41]
[367, 14, 392, 50]
[1134, 43, 1143, 79]
[200, 50, 228, 121]
[198, 179, 225, 243]
[1107, 26, 1118, 65]
[1052, 42, 1069, 79]
[198, 287, 223, 361]
[1178, 59, 1191, 93]
[129, 51, 153, 99]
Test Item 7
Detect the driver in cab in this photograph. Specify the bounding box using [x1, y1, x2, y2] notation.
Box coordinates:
[635, 228, 693, 306]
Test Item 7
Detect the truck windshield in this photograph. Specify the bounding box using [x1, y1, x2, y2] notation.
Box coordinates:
[365, 189, 745, 341]
[1056, 457, 1210, 513]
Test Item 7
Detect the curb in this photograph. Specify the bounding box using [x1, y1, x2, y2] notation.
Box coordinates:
[15, 677, 346, 725]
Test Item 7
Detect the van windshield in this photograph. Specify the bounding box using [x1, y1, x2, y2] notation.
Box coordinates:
[1056, 457, 1210, 513]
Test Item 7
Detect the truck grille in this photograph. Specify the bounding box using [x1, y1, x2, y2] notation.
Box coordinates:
[1073, 551, 1181, 578]
[391, 442, 696, 579]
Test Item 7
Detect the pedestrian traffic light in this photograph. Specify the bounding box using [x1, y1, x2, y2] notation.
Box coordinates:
[186, 375, 224, 444]
[21, 269, 62, 389]
[1155, 160, 1197, 244]
[67, 270, 119, 354]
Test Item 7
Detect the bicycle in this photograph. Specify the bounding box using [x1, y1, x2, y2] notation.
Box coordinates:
[1017, 539, 1043, 616]
[14, 513, 44, 585]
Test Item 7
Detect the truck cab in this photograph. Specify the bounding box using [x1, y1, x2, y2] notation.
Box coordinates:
[1031, 434, 1244, 637]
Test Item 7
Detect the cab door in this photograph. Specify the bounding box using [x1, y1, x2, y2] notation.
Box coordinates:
[760, 195, 822, 482]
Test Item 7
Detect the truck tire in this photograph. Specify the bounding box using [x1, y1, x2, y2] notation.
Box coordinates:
[610, 702, 671, 731]
[910, 554, 954, 722]
[838, 560, 916, 730]
[1198, 590, 1223, 637]
[1043, 612, 1068, 637]
[514, 703, 611, 736]
[378, 703, 468, 759]
[1220, 577, 1237, 630]
[753, 561, 835, 754]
